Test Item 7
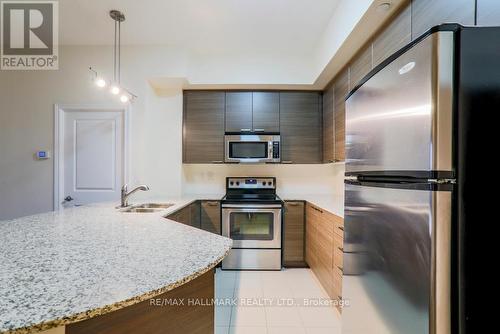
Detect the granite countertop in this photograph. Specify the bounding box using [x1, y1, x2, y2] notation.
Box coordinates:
[280, 194, 344, 218]
[0, 197, 232, 334]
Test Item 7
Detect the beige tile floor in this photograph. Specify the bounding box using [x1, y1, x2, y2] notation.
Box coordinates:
[215, 268, 341, 334]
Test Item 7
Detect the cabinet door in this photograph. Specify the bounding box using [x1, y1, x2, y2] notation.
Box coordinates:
[167, 207, 188, 225]
[190, 201, 201, 229]
[306, 203, 334, 299]
[322, 84, 335, 163]
[280, 92, 322, 164]
[373, 4, 411, 68]
[334, 70, 348, 162]
[411, 0, 475, 39]
[283, 201, 306, 267]
[349, 44, 372, 91]
[225, 92, 253, 132]
[183, 92, 225, 163]
[305, 204, 318, 269]
[477, 0, 500, 26]
[200, 201, 221, 234]
[252, 92, 280, 133]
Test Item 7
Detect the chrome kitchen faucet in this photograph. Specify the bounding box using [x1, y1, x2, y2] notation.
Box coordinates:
[121, 184, 149, 207]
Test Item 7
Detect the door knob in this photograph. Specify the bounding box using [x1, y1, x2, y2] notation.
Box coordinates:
[63, 196, 74, 202]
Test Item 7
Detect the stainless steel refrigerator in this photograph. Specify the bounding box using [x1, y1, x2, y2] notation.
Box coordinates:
[343, 24, 491, 334]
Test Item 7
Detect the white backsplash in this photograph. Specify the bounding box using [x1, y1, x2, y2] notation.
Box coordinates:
[181, 163, 345, 197]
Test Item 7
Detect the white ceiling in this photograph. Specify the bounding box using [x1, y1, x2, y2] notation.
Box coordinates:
[59, 0, 341, 54]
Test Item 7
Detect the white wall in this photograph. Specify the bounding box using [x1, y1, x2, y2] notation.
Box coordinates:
[312, 0, 373, 79]
[0, 45, 185, 220]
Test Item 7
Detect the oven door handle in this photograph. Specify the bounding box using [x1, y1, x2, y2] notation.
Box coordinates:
[221, 204, 283, 209]
[222, 208, 282, 214]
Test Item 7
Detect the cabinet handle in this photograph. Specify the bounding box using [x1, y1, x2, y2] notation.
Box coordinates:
[206, 201, 219, 206]
[337, 246, 344, 252]
[211, 161, 223, 164]
[240, 128, 251, 132]
[282, 161, 293, 164]
[338, 226, 344, 231]
[312, 206, 323, 214]
[337, 265, 344, 273]
[287, 202, 300, 206]
[253, 129, 265, 132]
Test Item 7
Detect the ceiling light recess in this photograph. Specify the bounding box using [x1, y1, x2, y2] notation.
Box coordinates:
[89, 10, 137, 104]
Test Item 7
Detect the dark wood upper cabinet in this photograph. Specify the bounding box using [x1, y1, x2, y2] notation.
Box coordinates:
[322, 84, 334, 163]
[411, 0, 475, 39]
[372, 4, 411, 68]
[283, 201, 306, 267]
[334, 69, 348, 162]
[252, 92, 280, 133]
[200, 201, 221, 234]
[477, 0, 500, 26]
[349, 44, 372, 91]
[280, 92, 322, 164]
[226, 92, 279, 133]
[225, 92, 253, 132]
[183, 91, 225, 163]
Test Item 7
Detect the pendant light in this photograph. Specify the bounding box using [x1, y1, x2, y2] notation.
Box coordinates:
[89, 10, 137, 103]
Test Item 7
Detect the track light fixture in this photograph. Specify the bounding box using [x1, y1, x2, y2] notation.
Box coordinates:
[89, 10, 137, 104]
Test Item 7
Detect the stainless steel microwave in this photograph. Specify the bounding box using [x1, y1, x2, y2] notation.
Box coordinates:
[224, 135, 280, 163]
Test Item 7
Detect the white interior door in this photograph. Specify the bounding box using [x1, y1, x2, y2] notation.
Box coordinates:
[62, 109, 124, 207]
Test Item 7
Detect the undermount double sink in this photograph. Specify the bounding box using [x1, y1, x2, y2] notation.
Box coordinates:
[120, 203, 174, 213]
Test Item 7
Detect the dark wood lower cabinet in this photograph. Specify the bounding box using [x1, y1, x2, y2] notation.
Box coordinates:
[168, 201, 221, 235]
[66, 270, 215, 334]
[283, 201, 307, 267]
[190, 201, 201, 229]
[305, 202, 344, 310]
[200, 201, 221, 235]
[168, 204, 193, 227]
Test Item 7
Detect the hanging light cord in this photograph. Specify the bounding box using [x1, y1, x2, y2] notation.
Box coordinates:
[113, 19, 117, 83]
[118, 19, 121, 84]
[90, 10, 137, 102]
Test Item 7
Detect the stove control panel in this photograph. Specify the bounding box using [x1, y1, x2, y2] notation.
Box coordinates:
[227, 177, 275, 189]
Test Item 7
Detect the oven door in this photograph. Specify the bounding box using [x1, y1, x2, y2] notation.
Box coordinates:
[222, 204, 282, 248]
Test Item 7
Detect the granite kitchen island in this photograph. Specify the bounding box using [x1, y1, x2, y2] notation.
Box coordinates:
[0, 199, 232, 334]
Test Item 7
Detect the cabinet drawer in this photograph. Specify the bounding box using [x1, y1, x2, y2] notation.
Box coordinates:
[333, 233, 343, 269]
[333, 271, 342, 299]
[333, 270, 343, 313]
[306, 203, 322, 217]
[334, 216, 344, 237]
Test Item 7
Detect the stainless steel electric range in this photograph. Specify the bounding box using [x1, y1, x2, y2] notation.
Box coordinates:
[221, 177, 282, 270]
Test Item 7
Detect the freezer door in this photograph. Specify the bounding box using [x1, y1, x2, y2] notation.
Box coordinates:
[342, 183, 452, 334]
[345, 31, 454, 174]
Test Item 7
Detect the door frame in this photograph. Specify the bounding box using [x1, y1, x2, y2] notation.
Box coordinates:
[53, 104, 131, 210]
